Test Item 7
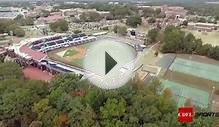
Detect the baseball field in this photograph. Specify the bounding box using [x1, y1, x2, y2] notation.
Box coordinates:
[48, 43, 91, 68]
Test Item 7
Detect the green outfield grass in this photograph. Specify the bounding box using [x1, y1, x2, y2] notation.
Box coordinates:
[63, 49, 78, 57]
[48, 43, 92, 68]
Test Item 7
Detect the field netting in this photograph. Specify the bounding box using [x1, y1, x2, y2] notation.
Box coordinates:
[161, 79, 209, 108]
[169, 58, 219, 82]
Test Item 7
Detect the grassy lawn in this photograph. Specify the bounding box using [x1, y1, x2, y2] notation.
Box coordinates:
[71, 59, 84, 67]
[163, 70, 218, 93]
[183, 28, 219, 46]
[48, 43, 92, 68]
[63, 49, 78, 57]
[161, 79, 210, 108]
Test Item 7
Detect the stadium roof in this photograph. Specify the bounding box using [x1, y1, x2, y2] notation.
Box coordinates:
[20, 45, 46, 61]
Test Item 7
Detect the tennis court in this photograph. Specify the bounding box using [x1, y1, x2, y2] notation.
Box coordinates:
[169, 58, 219, 82]
[161, 79, 209, 108]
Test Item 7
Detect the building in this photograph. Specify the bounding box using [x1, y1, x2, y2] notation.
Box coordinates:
[0, 7, 22, 20]
[161, 5, 187, 19]
[188, 22, 219, 32]
[9, 34, 96, 75]
[36, 12, 64, 24]
[60, 9, 77, 17]
[25, 5, 53, 18]
[61, 8, 110, 19]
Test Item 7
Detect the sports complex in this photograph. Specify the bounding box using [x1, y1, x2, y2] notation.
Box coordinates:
[11, 33, 139, 79]
[158, 54, 219, 109]
[10, 31, 219, 110]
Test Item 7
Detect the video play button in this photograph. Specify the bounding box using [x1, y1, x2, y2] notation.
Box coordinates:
[105, 52, 117, 74]
[83, 38, 136, 89]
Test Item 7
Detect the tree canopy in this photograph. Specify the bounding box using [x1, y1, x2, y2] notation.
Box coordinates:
[146, 28, 160, 44]
[49, 19, 69, 33]
[14, 15, 34, 26]
[126, 15, 142, 28]
[113, 25, 127, 36]
[79, 12, 102, 22]
[152, 26, 219, 60]
[0, 20, 25, 37]
[0, 62, 216, 127]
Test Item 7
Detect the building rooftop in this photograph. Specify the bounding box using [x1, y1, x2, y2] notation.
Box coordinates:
[0, 12, 20, 19]
[0, 7, 12, 12]
[20, 44, 46, 61]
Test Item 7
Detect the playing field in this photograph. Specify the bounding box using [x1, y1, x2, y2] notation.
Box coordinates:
[161, 79, 209, 108]
[170, 58, 219, 82]
[48, 43, 91, 68]
[160, 55, 219, 109]
[183, 29, 219, 46]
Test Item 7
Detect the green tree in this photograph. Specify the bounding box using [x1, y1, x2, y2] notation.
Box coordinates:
[8, 24, 25, 37]
[161, 26, 185, 53]
[110, 5, 132, 19]
[148, 17, 156, 24]
[113, 25, 127, 36]
[40, 10, 50, 17]
[159, 26, 219, 60]
[126, 15, 142, 27]
[49, 19, 69, 33]
[32, 98, 51, 120]
[68, 103, 99, 127]
[198, 17, 207, 23]
[0, 20, 25, 37]
[80, 12, 102, 22]
[147, 28, 159, 44]
[84, 89, 105, 111]
[14, 15, 34, 26]
[50, 74, 81, 93]
[100, 98, 127, 126]
[0, 62, 22, 80]
[0, 55, 5, 63]
[41, 108, 58, 127]
[0, 62, 216, 127]
[1, 88, 36, 119]
[142, 8, 155, 17]
[73, 29, 82, 34]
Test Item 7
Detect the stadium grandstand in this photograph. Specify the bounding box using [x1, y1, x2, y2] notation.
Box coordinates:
[30, 33, 96, 53]
[10, 33, 96, 76]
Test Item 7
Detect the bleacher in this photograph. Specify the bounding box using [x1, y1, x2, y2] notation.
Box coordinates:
[30, 34, 96, 53]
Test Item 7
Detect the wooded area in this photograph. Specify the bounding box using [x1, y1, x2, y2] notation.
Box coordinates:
[0, 61, 215, 127]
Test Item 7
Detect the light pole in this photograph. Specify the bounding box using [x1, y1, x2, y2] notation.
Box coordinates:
[211, 86, 215, 111]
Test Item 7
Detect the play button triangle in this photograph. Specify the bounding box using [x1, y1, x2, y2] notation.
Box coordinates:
[105, 51, 117, 75]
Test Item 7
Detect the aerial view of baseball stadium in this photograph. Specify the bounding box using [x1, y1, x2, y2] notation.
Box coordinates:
[1, 0, 219, 126]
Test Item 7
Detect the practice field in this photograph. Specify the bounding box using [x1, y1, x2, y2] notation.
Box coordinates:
[183, 29, 219, 46]
[169, 58, 219, 82]
[161, 79, 209, 108]
[48, 43, 91, 68]
[160, 55, 219, 109]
